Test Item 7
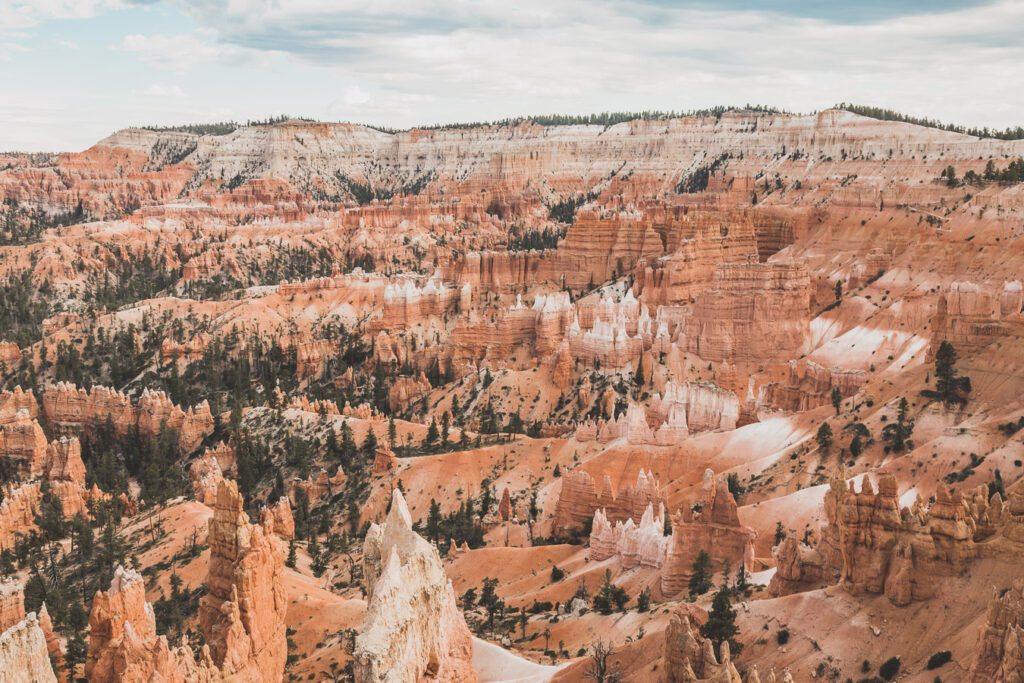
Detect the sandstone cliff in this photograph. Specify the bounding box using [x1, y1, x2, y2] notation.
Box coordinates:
[969, 578, 1024, 682]
[198, 479, 288, 682]
[354, 488, 476, 683]
[661, 469, 755, 597]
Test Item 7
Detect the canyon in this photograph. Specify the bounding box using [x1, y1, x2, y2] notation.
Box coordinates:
[0, 107, 1022, 681]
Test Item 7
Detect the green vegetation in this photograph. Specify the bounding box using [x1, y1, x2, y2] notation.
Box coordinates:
[688, 550, 713, 598]
[926, 650, 952, 670]
[837, 103, 1024, 140]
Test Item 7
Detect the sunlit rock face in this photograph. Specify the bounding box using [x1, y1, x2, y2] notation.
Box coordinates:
[42, 382, 213, 453]
[661, 469, 755, 597]
[969, 579, 1024, 682]
[199, 480, 288, 682]
[354, 489, 477, 683]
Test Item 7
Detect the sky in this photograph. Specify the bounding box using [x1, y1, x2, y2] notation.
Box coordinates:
[1, 0, 1023, 152]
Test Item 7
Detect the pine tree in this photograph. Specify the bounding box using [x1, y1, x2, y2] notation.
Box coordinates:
[816, 422, 833, 452]
[441, 412, 450, 447]
[735, 562, 749, 593]
[934, 341, 968, 403]
[688, 550, 713, 598]
[286, 538, 297, 568]
[426, 499, 442, 543]
[831, 387, 842, 415]
[700, 587, 741, 655]
[774, 521, 786, 546]
[425, 419, 439, 448]
[362, 428, 378, 457]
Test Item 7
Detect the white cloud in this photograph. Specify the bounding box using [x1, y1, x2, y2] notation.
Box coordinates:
[57, 39, 78, 49]
[0, 0, 122, 34]
[138, 83, 185, 97]
[116, 29, 268, 71]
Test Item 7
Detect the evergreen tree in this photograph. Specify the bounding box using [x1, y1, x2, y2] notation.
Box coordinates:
[700, 587, 741, 656]
[816, 422, 833, 452]
[735, 562, 749, 593]
[934, 341, 969, 403]
[688, 550, 713, 598]
[831, 387, 842, 415]
[362, 428, 378, 458]
[286, 538, 297, 569]
[426, 499, 442, 543]
[425, 419, 439, 448]
[441, 411, 450, 447]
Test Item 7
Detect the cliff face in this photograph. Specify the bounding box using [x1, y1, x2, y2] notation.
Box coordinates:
[42, 383, 213, 453]
[198, 480, 287, 682]
[662, 604, 741, 683]
[554, 469, 664, 534]
[0, 613, 58, 683]
[969, 579, 1024, 682]
[354, 489, 476, 683]
[588, 503, 668, 569]
[661, 469, 755, 597]
[685, 260, 811, 364]
[771, 469, 1004, 606]
[86, 565, 213, 683]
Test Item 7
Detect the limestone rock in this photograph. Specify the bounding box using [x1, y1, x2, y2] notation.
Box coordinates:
[260, 496, 295, 539]
[662, 469, 755, 596]
[662, 603, 741, 683]
[199, 480, 287, 682]
[86, 565, 208, 683]
[969, 579, 1024, 682]
[354, 489, 476, 683]
[554, 468, 663, 534]
[0, 613, 58, 683]
[767, 537, 827, 597]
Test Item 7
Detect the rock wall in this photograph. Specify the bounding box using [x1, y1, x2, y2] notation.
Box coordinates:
[42, 382, 213, 453]
[767, 538, 828, 597]
[553, 469, 663, 534]
[757, 359, 867, 413]
[662, 604, 741, 683]
[588, 503, 668, 569]
[0, 387, 37, 425]
[685, 260, 811, 364]
[969, 579, 1024, 682]
[661, 469, 755, 596]
[198, 480, 287, 682]
[354, 489, 476, 683]
[930, 280, 1024, 358]
[86, 565, 218, 683]
[0, 613, 58, 683]
[0, 414, 48, 479]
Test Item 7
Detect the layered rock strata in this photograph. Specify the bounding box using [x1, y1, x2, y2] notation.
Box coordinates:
[198, 480, 288, 682]
[554, 469, 663, 534]
[661, 469, 755, 596]
[42, 383, 213, 453]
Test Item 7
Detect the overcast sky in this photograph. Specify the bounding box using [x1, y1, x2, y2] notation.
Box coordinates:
[2, 0, 1023, 152]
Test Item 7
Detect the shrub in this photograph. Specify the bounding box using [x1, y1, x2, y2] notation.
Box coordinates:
[776, 628, 790, 645]
[879, 656, 901, 680]
[926, 651, 952, 669]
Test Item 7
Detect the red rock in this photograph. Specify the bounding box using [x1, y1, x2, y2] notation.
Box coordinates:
[199, 479, 287, 682]
[661, 469, 755, 596]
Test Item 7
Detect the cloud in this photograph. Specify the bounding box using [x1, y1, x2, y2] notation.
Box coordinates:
[138, 83, 185, 97]
[57, 39, 78, 49]
[0, 0, 122, 34]
[116, 29, 267, 70]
